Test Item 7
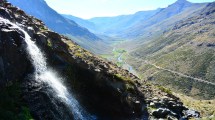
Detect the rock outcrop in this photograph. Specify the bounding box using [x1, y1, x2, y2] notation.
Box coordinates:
[0, 0, 200, 120]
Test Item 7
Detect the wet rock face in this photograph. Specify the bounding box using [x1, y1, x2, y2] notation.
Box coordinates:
[22, 76, 74, 120]
[0, 19, 31, 87]
[62, 65, 144, 119]
[0, 20, 75, 120]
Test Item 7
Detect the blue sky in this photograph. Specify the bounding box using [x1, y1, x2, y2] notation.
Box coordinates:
[44, 0, 215, 19]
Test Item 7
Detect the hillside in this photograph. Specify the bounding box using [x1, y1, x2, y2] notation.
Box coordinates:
[63, 9, 161, 36]
[88, 9, 161, 35]
[0, 0, 201, 119]
[116, 0, 207, 51]
[127, 2, 215, 100]
[7, 0, 111, 54]
[63, 0, 207, 40]
[62, 14, 97, 33]
[119, 0, 195, 38]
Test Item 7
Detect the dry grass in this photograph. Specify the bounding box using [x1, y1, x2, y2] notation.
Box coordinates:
[174, 93, 215, 119]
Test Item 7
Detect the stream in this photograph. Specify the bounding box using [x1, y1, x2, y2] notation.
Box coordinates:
[114, 48, 136, 75]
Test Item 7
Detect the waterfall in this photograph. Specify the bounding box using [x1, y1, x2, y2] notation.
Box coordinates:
[0, 18, 94, 120]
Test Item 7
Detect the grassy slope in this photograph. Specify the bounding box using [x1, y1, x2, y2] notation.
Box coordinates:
[127, 2, 215, 99]
[118, 3, 207, 51]
[174, 93, 215, 119]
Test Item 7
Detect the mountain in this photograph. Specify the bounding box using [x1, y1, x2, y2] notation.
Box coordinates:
[120, 4, 208, 50]
[0, 0, 200, 119]
[7, 0, 98, 39]
[62, 14, 96, 33]
[63, 9, 161, 36]
[94, 0, 214, 117]
[62, 0, 206, 40]
[127, 2, 215, 100]
[90, 9, 162, 35]
[7, 0, 111, 54]
[119, 0, 204, 38]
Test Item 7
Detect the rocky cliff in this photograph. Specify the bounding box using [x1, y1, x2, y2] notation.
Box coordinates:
[0, 0, 200, 120]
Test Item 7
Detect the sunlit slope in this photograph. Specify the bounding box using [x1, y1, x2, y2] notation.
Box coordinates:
[128, 2, 215, 99]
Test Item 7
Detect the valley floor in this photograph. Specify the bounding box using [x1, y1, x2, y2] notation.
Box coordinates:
[100, 47, 138, 76]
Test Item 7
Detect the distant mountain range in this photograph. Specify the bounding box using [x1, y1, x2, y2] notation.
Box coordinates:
[7, 0, 111, 54]
[63, 0, 215, 100]
[63, 0, 208, 38]
[62, 14, 97, 33]
[63, 8, 161, 36]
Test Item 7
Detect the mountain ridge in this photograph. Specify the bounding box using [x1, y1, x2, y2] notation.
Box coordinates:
[7, 0, 112, 54]
[64, 9, 162, 35]
[62, 0, 207, 40]
[7, 0, 98, 39]
[0, 0, 202, 119]
[119, 0, 196, 38]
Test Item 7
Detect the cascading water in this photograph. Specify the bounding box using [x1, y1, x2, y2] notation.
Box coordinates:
[0, 17, 94, 120]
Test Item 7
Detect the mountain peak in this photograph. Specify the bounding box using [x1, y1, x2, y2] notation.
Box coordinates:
[177, 0, 188, 2]
[170, 0, 192, 7]
[175, 0, 191, 4]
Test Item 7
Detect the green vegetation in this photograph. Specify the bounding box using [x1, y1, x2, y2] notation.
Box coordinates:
[114, 74, 131, 82]
[157, 85, 172, 95]
[127, 10, 215, 100]
[141, 68, 215, 99]
[40, 26, 48, 31]
[147, 106, 157, 112]
[100, 48, 129, 68]
[116, 61, 123, 67]
[74, 52, 84, 58]
[125, 83, 134, 92]
[113, 74, 136, 93]
[100, 54, 112, 59]
[47, 39, 52, 47]
[0, 82, 33, 120]
[115, 48, 126, 53]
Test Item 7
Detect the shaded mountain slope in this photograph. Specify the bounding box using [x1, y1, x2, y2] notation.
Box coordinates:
[7, 0, 98, 39]
[63, 9, 161, 36]
[0, 1, 200, 119]
[62, 14, 96, 33]
[7, 0, 111, 54]
[63, 0, 207, 41]
[88, 9, 161, 35]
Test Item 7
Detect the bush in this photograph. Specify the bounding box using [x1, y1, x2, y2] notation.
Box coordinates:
[158, 85, 172, 95]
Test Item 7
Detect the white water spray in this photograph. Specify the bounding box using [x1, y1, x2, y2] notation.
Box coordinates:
[0, 17, 93, 120]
